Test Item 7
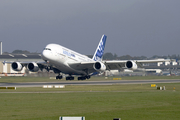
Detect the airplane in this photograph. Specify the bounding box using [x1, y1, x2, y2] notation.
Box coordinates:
[10, 35, 169, 80]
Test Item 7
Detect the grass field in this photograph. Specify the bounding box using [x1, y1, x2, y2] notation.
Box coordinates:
[0, 77, 180, 120]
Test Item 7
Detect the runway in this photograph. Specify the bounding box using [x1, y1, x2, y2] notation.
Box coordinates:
[0, 79, 180, 87]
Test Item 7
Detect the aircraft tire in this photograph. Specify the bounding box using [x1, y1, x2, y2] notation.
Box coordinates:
[86, 76, 91, 79]
[78, 77, 82, 80]
[56, 76, 62, 80]
[66, 77, 74, 80]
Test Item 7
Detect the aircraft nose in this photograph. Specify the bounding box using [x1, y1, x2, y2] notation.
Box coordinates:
[41, 50, 50, 60]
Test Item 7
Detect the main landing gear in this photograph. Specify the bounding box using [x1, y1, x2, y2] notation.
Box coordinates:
[56, 74, 74, 80]
[66, 76, 74, 80]
[56, 75, 62, 80]
[56, 74, 90, 81]
[78, 75, 91, 80]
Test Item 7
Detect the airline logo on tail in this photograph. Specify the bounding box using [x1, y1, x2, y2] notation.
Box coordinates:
[93, 35, 107, 61]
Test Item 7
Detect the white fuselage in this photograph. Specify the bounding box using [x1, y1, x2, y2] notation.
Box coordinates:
[41, 44, 94, 75]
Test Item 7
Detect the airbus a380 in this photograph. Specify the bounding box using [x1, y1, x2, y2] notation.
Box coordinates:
[10, 35, 169, 80]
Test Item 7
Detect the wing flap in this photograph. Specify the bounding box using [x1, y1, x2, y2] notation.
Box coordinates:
[136, 59, 170, 63]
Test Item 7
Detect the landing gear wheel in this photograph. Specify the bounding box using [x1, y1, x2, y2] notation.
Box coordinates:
[86, 75, 91, 79]
[78, 77, 86, 80]
[56, 75, 62, 80]
[66, 77, 74, 80]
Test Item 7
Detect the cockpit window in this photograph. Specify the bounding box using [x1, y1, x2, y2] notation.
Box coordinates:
[44, 48, 51, 51]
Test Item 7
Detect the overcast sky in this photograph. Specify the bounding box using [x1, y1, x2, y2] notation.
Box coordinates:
[0, 0, 180, 57]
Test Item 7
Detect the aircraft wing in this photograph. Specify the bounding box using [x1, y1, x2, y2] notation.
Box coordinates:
[68, 59, 170, 72]
[105, 59, 170, 70]
[68, 61, 126, 71]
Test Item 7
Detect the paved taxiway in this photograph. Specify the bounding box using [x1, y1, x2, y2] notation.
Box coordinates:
[0, 79, 180, 87]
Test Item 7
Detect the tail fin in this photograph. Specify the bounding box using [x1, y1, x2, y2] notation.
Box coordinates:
[92, 34, 107, 61]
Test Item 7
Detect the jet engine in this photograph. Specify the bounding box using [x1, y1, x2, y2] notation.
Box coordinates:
[27, 62, 39, 72]
[11, 62, 23, 71]
[93, 62, 106, 72]
[126, 61, 138, 70]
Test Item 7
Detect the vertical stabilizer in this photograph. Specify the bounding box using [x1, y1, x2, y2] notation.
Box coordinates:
[92, 35, 107, 61]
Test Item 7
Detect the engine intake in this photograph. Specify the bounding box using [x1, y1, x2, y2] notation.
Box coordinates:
[93, 62, 106, 72]
[28, 62, 39, 72]
[11, 62, 23, 71]
[126, 61, 138, 70]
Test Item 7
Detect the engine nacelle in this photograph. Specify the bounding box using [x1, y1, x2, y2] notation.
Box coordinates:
[27, 62, 39, 72]
[93, 62, 106, 72]
[126, 61, 138, 70]
[11, 62, 23, 71]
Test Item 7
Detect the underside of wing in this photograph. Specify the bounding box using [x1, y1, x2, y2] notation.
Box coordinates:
[68, 61, 96, 73]
[104, 61, 126, 70]
[68, 60, 127, 72]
